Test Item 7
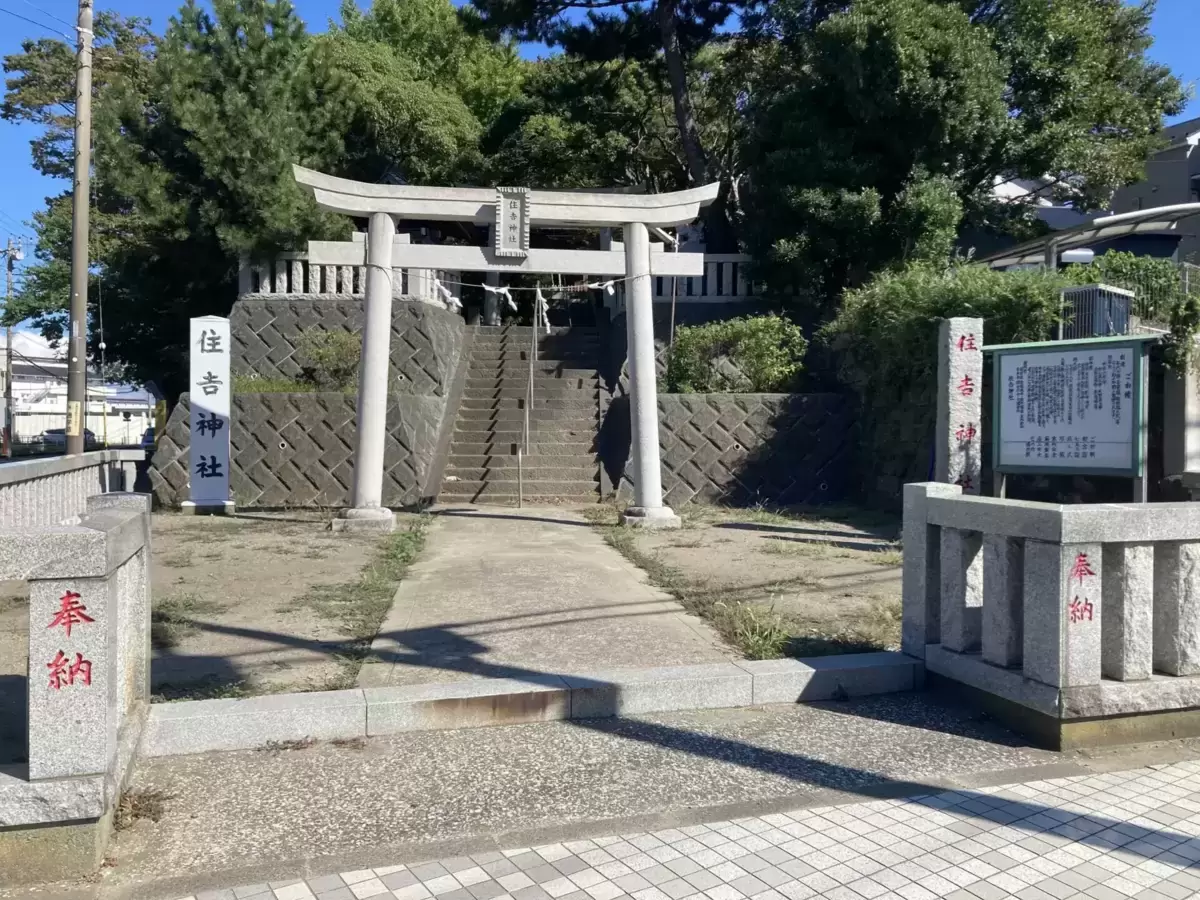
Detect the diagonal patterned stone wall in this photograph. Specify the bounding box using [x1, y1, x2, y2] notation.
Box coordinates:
[150, 393, 444, 508]
[603, 393, 852, 508]
[232, 298, 463, 396]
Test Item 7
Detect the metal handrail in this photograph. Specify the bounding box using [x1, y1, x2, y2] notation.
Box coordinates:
[518, 295, 542, 508]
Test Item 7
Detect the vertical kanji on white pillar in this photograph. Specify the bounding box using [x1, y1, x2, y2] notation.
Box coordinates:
[936, 318, 983, 494]
[186, 316, 233, 514]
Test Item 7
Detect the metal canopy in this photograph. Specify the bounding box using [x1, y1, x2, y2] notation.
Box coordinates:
[292, 165, 720, 228]
[977, 203, 1200, 269]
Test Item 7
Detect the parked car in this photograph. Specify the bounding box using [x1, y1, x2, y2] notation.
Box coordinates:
[41, 428, 98, 450]
[141, 427, 156, 453]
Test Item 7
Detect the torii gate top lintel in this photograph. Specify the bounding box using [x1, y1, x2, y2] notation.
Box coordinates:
[292, 165, 720, 229]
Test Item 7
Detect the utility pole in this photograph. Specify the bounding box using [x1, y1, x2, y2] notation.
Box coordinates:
[2, 237, 23, 458]
[66, 0, 94, 455]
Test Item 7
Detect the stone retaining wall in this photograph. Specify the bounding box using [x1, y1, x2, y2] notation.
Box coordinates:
[152, 298, 465, 509]
[150, 393, 445, 508]
[602, 393, 853, 507]
[232, 297, 463, 396]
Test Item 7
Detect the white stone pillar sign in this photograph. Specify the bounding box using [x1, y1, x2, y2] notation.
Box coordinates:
[185, 316, 234, 514]
[935, 317, 983, 494]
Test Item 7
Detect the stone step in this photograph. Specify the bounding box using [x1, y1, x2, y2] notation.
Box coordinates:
[453, 427, 596, 442]
[476, 326, 599, 336]
[440, 479, 599, 494]
[457, 410, 597, 425]
[447, 454, 596, 470]
[444, 466, 599, 482]
[460, 397, 598, 410]
[472, 334, 600, 346]
[461, 387, 598, 401]
[449, 441, 595, 456]
[464, 377, 598, 390]
[439, 493, 601, 505]
[467, 365, 598, 378]
[471, 354, 599, 366]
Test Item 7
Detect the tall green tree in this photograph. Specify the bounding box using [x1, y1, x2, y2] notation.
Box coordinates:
[3, 0, 520, 397]
[466, 0, 751, 248]
[741, 0, 1188, 313]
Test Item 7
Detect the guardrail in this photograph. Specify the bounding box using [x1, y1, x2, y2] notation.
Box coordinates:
[903, 482, 1200, 733]
[237, 253, 458, 304]
[0, 449, 143, 532]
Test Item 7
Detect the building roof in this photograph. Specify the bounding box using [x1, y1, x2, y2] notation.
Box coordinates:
[977, 203, 1200, 269]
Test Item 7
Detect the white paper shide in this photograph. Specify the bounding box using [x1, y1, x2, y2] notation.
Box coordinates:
[997, 346, 1136, 472]
[188, 316, 232, 506]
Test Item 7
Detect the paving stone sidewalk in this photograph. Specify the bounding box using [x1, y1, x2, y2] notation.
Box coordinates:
[179, 761, 1200, 900]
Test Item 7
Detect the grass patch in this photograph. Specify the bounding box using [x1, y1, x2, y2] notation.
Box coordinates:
[114, 788, 173, 831]
[161, 550, 193, 568]
[150, 592, 227, 650]
[287, 518, 429, 688]
[150, 679, 260, 703]
[599, 523, 901, 660]
[601, 526, 791, 659]
[258, 737, 317, 754]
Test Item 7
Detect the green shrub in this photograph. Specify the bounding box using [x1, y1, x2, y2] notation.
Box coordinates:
[665, 315, 808, 393]
[820, 261, 1067, 493]
[295, 327, 361, 390]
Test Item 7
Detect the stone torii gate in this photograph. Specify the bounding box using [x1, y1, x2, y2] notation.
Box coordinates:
[292, 165, 720, 532]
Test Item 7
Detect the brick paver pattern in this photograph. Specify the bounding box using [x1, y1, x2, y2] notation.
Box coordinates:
[178, 762, 1200, 900]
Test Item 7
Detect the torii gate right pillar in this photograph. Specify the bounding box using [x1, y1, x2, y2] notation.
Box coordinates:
[621, 221, 680, 529]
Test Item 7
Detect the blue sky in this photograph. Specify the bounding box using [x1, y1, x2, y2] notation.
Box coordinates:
[0, 0, 1197, 284]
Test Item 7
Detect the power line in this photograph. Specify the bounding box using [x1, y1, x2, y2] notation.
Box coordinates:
[17, 0, 74, 30]
[0, 4, 71, 39]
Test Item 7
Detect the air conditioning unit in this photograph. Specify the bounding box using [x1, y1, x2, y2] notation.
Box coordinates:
[1059, 283, 1134, 340]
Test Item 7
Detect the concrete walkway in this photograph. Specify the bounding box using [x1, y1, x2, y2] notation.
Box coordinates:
[53, 694, 1200, 900]
[357, 506, 730, 688]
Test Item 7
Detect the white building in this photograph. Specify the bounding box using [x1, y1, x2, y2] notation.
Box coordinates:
[0, 330, 154, 446]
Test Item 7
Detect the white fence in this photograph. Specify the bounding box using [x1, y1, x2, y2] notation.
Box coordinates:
[238, 253, 459, 304]
[0, 449, 143, 531]
[239, 252, 763, 305]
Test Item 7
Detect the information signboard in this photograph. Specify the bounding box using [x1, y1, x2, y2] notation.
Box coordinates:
[991, 338, 1147, 477]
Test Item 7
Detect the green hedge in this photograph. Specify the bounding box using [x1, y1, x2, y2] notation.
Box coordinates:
[665, 315, 808, 393]
[820, 261, 1066, 498]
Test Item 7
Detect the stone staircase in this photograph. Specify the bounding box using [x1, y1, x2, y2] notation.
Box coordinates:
[439, 325, 602, 505]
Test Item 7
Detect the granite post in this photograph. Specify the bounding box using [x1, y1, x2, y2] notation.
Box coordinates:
[1024, 541, 1102, 688]
[935, 317, 983, 494]
[940, 527, 983, 652]
[982, 534, 1024, 667]
[1102, 544, 1153, 681]
[1153, 541, 1200, 676]
[621, 221, 679, 529]
[336, 212, 396, 533]
[901, 481, 961, 658]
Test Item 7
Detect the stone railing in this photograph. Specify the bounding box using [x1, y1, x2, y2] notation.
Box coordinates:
[0, 449, 143, 533]
[0, 494, 151, 886]
[903, 482, 1200, 746]
[649, 254, 760, 304]
[238, 253, 459, 305]
[240, 252, 765, 305]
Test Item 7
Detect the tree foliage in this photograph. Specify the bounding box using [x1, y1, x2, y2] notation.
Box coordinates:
[741, 0, 1187, 314]
[0, 0, 1189, 398]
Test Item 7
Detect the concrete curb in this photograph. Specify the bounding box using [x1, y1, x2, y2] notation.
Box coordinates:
[141, 652, 921, 758]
